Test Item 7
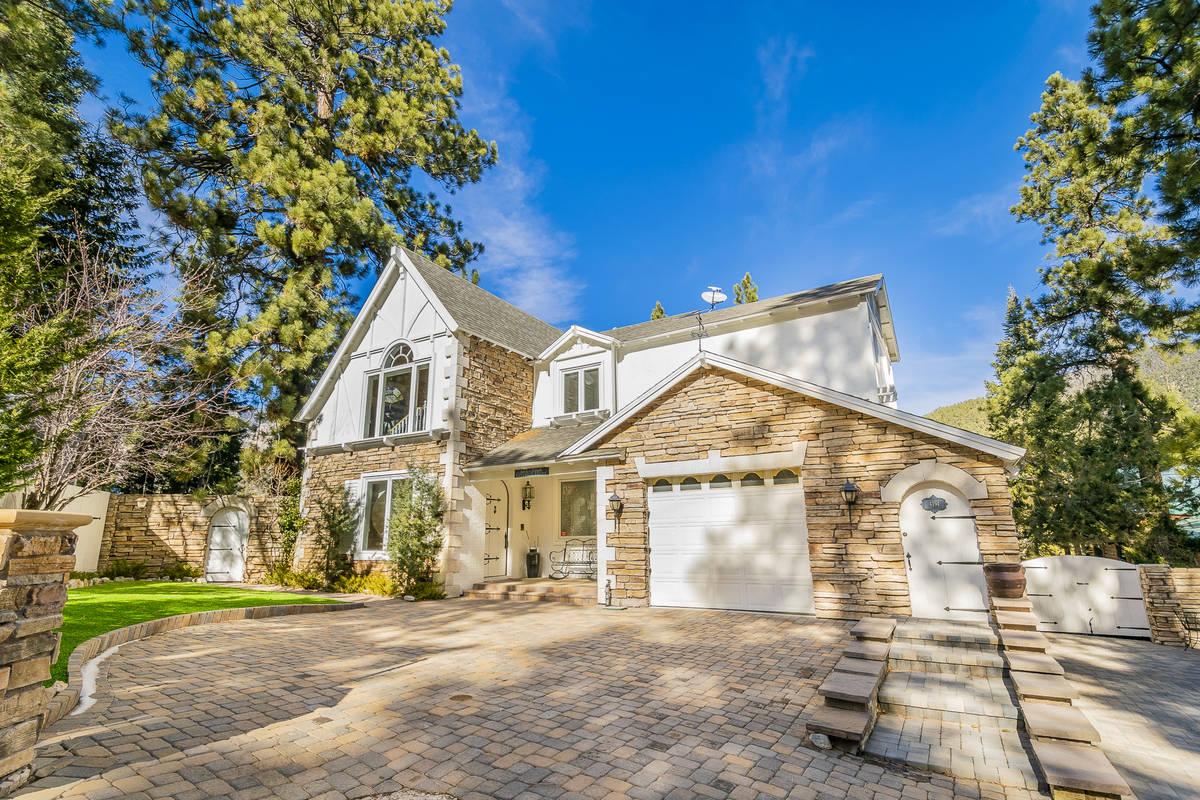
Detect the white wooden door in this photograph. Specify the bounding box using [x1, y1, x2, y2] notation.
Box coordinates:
[483, 486, 508, 578]
[648, 476, 813, 613]
[1023, 556, 1151, 637]
[900, 488, 988, 622]
[205, 508, 249, 582]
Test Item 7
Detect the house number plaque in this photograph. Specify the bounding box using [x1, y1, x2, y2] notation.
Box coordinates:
[921, 495, 948, 513]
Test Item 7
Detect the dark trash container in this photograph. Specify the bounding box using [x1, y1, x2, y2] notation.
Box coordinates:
[526, 548, 541, 579]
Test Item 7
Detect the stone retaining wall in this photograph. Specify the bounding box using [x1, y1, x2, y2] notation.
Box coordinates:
[1139, 565, 1200, 647]
[0, 509, 89, 793]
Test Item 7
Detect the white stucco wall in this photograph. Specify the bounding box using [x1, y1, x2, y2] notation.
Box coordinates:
[308, 270, 456, 447]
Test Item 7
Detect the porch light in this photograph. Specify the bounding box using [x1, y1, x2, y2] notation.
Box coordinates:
[840, 479, 860, 522]
[522, 481, 534, 510]
[607, 492, 623, 516]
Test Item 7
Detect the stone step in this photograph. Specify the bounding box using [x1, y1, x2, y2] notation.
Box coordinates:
[991, 596, 1034, 613]
[998, 628, 1051, 653]
[863, 715, 1042, 789]
[893, 620, 998, 650]
[877, 672, 1020, 725]
[887, 641, 1005, 677]
[818, 669, 886, 706]
[463, 589, 594, 605]
[844, 638, 890, 661]
[850, 617, 896, 642]
[1009, 670, 1079, 705]
[994, 610, 1040, 631]
[1021, 702, 1100, 744]
[807, 704, 874, 744]
[834, 656, 886, 679]
[1003, 651, 1064, 676]
[1030, 739, 1131, 797]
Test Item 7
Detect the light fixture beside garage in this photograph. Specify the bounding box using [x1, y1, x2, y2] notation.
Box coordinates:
[521, 481, 534, 510]
[840, 479, 860, 522]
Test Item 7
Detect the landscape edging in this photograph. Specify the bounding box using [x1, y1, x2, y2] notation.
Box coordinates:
[42, 601, 366, 729]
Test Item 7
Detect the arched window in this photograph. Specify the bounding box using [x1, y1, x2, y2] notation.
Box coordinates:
[709, 474, 732, 488]
[651, 479, 673, 493]
[364, 342, 429, 438]
[740, 472, 764, 487]
[773, 469, 799, 485]
[680, 476, 701, 491]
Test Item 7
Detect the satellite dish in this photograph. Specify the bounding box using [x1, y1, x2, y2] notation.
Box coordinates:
[701, 286, 727, 309]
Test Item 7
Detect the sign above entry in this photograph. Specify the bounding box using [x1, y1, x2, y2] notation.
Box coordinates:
[514, 467, 550, 478]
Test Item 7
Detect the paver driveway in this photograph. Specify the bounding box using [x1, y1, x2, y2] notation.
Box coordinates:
[1048, 633, 1200, 800]
[19, 600, 1047, 800]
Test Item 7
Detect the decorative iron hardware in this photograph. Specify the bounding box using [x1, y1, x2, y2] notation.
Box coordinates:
[1104, 566, 1137, 571]
[945, 607, 989, 613]
[1027, 592, 1053, 596]
[1117, 625, 1151, 631]
[1111, 596, 1143, 601]
[484, 525, 502, 532]
[483, 553, 499, 563]
[937, 560, 984, 565]
[931, 514, 977, 520]
[485, 495, 502, 503]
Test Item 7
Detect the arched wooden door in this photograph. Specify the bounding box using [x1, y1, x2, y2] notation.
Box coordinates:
[205, 507, 249, 582]
[900, 486, 988, 622]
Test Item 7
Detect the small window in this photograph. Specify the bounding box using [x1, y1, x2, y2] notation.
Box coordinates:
[365, 344, 430, 438]
[773, 469, 799, 485]
[383, 343, 413, 368]
[740, 472, 764, 487]
[562, 366, 601, 414]
[710, 474, 731, 488]
[651, 479, 673, 493]
[680, 476, 701, 491]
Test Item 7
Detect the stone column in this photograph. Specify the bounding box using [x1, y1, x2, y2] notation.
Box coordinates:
[1138, 564, 1186, 647]
[0, 509, 88, 793]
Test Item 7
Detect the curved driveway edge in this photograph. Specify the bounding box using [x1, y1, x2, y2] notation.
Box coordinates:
[43, 601, 367, 729]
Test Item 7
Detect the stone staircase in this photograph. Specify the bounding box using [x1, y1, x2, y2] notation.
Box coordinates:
[463, 578, 595, 605]
[806, 618, 895, 752]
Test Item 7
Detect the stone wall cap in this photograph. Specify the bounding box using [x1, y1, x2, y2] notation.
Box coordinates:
[0, 509, 92, 531]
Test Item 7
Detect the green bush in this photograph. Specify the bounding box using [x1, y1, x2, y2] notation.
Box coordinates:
[162, 562, 203, 580]
[406, 579, 446, 601]
[331, 571, 400, 597]
[100, 559, 149, 579]
[387, 464, 445, 596]
[309, 488, 357, 589]
[69, 571, 98, 581]
[283, 569, 323, 590]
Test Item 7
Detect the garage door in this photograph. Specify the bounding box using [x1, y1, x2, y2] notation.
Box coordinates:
[648, 471, 813, 614]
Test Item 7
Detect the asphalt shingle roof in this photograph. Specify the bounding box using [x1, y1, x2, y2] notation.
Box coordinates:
[404, 248, 562, 358]
[470, 422, 606, 468]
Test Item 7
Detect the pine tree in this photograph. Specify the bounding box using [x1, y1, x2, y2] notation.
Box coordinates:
[733, 272, 758, 304]
[112, 0, 499, 465]
[650, 301, 666, 320]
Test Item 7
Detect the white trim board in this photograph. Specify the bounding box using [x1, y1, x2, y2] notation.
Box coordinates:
[560, 351, 1025, 466]
[635, 442, 808, 478]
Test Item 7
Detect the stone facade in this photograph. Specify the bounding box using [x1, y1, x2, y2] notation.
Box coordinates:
[599, 367, 1019, 617]
[0, 509, 89, 792]
[1139, 564, 1200, 647]
[99, 494, 282, 582]
[459, 335, 536, 462]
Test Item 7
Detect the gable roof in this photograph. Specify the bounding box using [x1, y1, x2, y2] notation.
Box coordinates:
[469, 421, 606, 468]
[601, 274, 898, 358]
[296, 246, 561, 423]
[560, 351, 1025, 465]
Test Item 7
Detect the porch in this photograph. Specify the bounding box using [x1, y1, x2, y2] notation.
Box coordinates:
[463, 578, 596, 605]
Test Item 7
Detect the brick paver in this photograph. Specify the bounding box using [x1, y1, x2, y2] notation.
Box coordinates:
[19, 600, 1054, 799]
[1049, 633, 1200, 800]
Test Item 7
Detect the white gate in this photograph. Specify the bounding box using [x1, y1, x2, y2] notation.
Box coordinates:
[1022, 555, 1151, 638]
[205, 507, 249, 582]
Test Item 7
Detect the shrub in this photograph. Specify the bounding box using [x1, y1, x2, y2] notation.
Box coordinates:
[162, 562, 202, 580]
[100, 559, 149, 579]
[387, 464, 445, 596]
[406, 579, 446, 601]
[331, 571, 399, 597]
[69, 571, 98, 581]
[283, 569, 323, 590]
[308, 487, 357, 589]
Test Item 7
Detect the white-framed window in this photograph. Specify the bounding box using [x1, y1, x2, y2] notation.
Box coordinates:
[360, 472, 411, 553]
[364, 342, 430, 438]
[562, 365, 601, 414]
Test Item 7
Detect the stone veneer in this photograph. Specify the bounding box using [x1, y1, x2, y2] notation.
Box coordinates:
[0, 509, 89, 793]
[600, 367, 1019, 617]
[1139, 565, 1200, 647]
[99, 494, 283, 582]
[459, 335, 536, 462]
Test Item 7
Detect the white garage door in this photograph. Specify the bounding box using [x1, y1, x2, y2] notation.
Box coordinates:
[648, 471, 813, 614]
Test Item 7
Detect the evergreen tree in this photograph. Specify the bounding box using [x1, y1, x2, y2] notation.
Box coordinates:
[650, 301, 665, 320]
[733, 272, 758, 304]
[112, 0, 498, 465]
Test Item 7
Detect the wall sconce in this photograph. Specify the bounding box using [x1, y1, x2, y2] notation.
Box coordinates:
[607, 492, 623, 517]
[521, 481, 534, 510]
[840, 479, 860, 523]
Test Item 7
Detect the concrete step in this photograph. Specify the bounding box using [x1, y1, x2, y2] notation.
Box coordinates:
[887, 641, 1005, 678]
[463, 588, 594, 605]
[893, 620, 998, 650]
[818, 669, 886, 707]
[1003, 651, 1064, 676]
[864, 715, 1042, 789]
[833, 656, 886, 679]
[844, 638, 890, 661]
[850, 617, 896, 642]
[998, 628, 1051, 653]
[1022, 702, 1100, 744]
[991, 596, 1034, 613]
[807, 704, 874, 745]
[1030, 739, 1131, 798]
[877, 672, 1020, 725]
[1009, 670, 1079, 705]
[994, 610, 1040, 631]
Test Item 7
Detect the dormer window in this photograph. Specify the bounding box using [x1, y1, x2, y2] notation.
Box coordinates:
[563, 365, 600, 414]
[364, 342, 430, 438]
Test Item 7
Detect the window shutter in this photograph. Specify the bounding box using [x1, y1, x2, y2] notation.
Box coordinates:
[343, 479, 363, 553]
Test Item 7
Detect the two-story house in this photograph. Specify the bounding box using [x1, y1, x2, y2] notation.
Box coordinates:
[297, 246, 1025, 621]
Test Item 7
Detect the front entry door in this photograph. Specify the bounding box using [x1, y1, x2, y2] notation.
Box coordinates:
[483, 485, 508, 578]
[900, 487, 988, 622]
[205, 508, 249, 582]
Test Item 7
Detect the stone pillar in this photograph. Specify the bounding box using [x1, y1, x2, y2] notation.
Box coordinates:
[1138, 564, 1186, 647]
[0, 509, 88, 793]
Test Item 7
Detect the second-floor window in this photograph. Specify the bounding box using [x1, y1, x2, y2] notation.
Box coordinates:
[563, 365, 600, 414]
[364, 343, 430, 438]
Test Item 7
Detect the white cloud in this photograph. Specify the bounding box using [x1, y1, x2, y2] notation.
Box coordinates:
[932, 185, 1019, 238]
[893, 304, 1003, 415]
[757, 36, 815, 106]
[827, 196, 880, 226]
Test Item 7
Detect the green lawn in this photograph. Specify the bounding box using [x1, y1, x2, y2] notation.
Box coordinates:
[51, 581, 341, 684]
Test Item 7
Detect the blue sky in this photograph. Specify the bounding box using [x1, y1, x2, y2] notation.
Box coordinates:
[80, 1, 1095, 414]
